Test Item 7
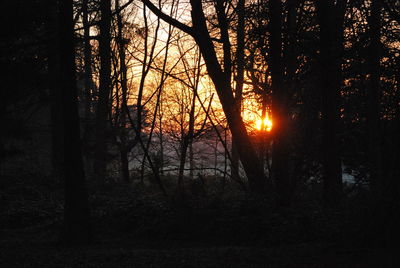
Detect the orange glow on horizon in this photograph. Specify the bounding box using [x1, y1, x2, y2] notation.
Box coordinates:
[256, 114, 273, 132]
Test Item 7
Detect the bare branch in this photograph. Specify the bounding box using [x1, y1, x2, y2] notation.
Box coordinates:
[141, 0, 194, 36]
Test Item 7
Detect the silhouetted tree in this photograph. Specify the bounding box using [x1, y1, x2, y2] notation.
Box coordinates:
[115, 0, 130, 183]
[94, 0, 112, 182]
[82, 0, 95, 159]
[231, 0, 245, 182]
[47, 0, 63, 179]
[316, 0, 345, 206]
[58, 0, 92, 244]
[143, 0, 267, 193]
[268, 0, 291, 205]
[366, 0, 382, 194]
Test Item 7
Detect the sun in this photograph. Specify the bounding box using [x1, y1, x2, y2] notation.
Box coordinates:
[256, 114, 273, 132]
[241, 98, 273, 133]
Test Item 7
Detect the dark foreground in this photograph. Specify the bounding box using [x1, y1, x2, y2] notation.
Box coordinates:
[1, 176, 399, 267]
[1, 235, 397, 267]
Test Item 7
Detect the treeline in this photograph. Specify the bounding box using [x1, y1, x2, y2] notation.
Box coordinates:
[1, 0, 399, 245]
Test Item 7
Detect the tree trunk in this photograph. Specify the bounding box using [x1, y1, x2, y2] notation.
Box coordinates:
[366, 0, 382, 194]
[178, 80, 197, 191]
[259, 96, 268, 171]
[57, 0, 91, 244]
[189, 142, 194, 179]
[282, 0, 298, 195]
[116, 0, 130, 183]
[82, 0, 94, 154]
[231, 0, 245, 182]
[94, 0, 112, 182]
[46, 0, 62, 180]
[316, 0, 345, 207]
[269, 0, 291, 205]
[159, 106, 164, 176]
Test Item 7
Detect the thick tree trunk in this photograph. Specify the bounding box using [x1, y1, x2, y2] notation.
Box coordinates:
[46, 0, 62, 180]
[57, 0, 91, 244]
[281, 0, 298, 194]
[366, 0, 382, 194]
[231, 0, 245, 181]
[269, 0, 291, 205]
[316, 0, 344, 207]
[365, 0, 400, 247]
[94, 0, 112, 182]
[82, 0, 94, 149]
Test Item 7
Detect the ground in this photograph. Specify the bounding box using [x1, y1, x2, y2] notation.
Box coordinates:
[1, 230, 397, 267]
[1, 176, 399, 267]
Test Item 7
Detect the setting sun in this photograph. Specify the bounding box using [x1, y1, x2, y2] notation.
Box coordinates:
[256, 115, 273, 132]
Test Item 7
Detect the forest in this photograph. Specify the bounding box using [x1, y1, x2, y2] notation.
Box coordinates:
[1, 0, 400, 266]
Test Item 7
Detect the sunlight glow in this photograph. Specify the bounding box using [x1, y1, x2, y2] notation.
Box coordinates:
[256, 114, 273, 132]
